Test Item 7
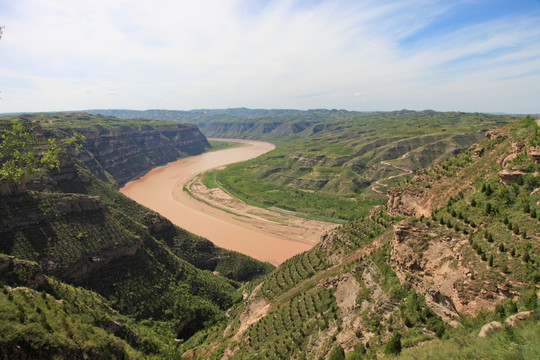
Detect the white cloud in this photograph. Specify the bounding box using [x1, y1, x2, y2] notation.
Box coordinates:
[0, 0, 539, 113]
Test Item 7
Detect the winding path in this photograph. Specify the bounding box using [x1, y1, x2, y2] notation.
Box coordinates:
[120, 139, 334, 265]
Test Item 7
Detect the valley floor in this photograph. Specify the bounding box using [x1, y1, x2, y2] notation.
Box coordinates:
[121, 139, 337, 265]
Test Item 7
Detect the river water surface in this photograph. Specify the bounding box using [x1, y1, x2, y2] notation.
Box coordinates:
[119, 139, 328, 265]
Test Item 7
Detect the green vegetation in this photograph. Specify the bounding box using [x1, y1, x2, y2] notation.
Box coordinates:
[202, 169, 220, 189]
[216, 159, 384, 220]
[182, 115, 538, 359]
[1, 111, 539, 358]
[207, 139, 240, 152]
[0, 120, 84, 183]
[0, 114, 274, 358]
[206, 110, 516, 220]
[399, 314, 540, 359]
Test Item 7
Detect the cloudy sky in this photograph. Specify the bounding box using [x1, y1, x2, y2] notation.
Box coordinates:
[1, 0, 539, 113]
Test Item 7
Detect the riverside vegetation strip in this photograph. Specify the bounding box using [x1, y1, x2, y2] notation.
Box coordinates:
[120, 138, 337, 265]
[1, 111, 539, 359]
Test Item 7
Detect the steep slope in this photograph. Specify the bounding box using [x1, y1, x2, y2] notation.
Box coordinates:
[3, 112, 210, 188]
[214, 111, 517, 220]
[183, 117, 539, 359]
[0, 115, 274, 358]
[0, 255, 152, 359]
[85, 109, 520, 220]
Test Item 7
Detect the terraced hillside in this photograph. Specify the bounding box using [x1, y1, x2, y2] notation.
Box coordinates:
[180, 116, 539, 359]
[1, 113, 538, 359]
[88, 109, 519, 220]
[0, 115, 273, 358]
[214, 111, 517, 220]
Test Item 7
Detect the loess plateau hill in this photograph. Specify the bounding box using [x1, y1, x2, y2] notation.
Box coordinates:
[0, 110, 539, 359]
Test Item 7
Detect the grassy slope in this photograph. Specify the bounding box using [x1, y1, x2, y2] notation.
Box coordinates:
[214, 111, 517, 220]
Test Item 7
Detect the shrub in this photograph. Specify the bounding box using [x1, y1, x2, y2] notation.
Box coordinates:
[522, 290, 538, 310]
[329, 344, 345, 360]
[385, 332, 402, 355]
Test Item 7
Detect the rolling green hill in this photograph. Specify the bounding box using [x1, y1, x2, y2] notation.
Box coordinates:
[212, 110, 518, 220]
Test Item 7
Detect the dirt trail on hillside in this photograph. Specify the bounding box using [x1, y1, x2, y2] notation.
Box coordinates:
[120, 139, 337, 265]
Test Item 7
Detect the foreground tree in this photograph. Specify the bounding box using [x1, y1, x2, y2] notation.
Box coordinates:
[0, 120, 85, 185]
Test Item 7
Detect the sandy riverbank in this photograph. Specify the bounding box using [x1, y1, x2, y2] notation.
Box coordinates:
[120, 139, 338, 265]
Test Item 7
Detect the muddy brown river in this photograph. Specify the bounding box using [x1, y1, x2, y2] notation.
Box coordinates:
[120, 139, 335, 265]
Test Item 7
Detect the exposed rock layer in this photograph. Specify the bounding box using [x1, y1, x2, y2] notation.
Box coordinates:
[70, 125, 210, 187]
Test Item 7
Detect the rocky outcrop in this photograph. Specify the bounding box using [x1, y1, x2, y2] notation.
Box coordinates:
[498, 169, 525, 184]
[49, 236, 144, 282]
[504, 310, 533, 326]
[390, 221, 515, 322]
[386, 187, 432, 218]
[485, 129, 504, 141]
[0, 193, 105, 232]
[0, 256, 47, 290]
[47, 124, 209, 188]
[478, 321, 503, 337]
[478, 311, 534, 337]
[97, 319, 140, 340]
[530, 150, 540, 164]
[0, 178, 26, 196]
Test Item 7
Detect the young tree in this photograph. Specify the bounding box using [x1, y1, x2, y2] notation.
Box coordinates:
[385, 331, 402, 355]
[0, 120, 84, 184]
[328, 344, 345, 360]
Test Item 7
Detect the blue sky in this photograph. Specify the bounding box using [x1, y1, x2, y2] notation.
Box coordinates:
[1, 0, 539, 113]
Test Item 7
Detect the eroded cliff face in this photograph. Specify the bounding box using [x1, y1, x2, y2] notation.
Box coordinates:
[389, 221, 516, 324]
[70, 124, 210, 187]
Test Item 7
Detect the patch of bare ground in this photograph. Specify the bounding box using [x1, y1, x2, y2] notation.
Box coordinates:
[231, 283, 271, 341]
[186, 174, 338, 245]
[391, 221, 517, 323]
[332, 274, 362, 351]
